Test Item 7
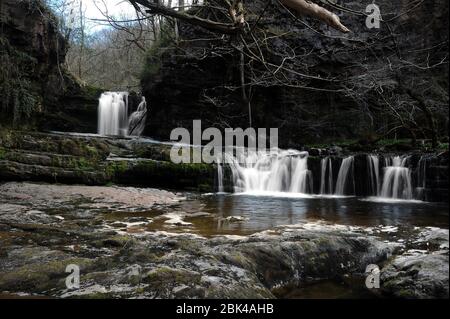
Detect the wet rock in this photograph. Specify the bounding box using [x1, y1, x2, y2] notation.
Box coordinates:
[381, 251, 449, 299]
[329, 146, 343, 156]
[0, 182, 447, 299]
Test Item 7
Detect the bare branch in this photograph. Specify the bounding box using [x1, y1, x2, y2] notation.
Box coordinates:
[280, 0, 350, 33]
[129, 0, 241, 34]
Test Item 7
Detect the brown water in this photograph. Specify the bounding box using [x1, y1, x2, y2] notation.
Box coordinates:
[173, 194, 449, 237]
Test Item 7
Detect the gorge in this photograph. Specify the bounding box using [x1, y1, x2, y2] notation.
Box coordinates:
[0, 0, 448, 300]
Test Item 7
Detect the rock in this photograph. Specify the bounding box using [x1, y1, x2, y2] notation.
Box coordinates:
[0, 131, 217, 192]
[329, 146, 343, 156]
[0, 0, 101, 131]
[381, 251, 449, 299]
[141, 0, 448, 148]
[0, 182, 448, 299]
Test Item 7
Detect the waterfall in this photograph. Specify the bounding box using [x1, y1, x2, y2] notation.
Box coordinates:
[227, 150, 313, 194]
[217, 159, 224, 193]
[98, 92, 147, 137]
[217, 164, 224, 193]
[380, 156, 413, 199]
[319, 157, 334, 194]
[416, 156, 427, 199]
[128, 97, 148, 136]
[215, 149, 425, 201]
[367, 155, 380, 196]
[98, 92, 129, 136]
[334, 156, 354, 196]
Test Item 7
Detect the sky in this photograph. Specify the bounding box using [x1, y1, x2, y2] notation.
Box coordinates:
[65, 0, 138, 32]
[83, 0, 136, 20]
[84, 0, 137, 31]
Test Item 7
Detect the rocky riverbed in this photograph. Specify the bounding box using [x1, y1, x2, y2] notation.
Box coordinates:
[0, 182, 448, 299]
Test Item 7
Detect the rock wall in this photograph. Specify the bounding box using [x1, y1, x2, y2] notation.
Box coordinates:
[0, 0, 100, 132]
[141, 0, 449, 148]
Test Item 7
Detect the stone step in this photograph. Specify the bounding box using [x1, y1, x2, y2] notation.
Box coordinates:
[0, 160, 108, 185]
[0, 157, 218, 192]
[0, 148, 101, 170]
[0, 131, 109, 159]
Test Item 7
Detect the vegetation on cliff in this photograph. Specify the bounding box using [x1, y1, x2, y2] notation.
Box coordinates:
[137, 1, 449, 149]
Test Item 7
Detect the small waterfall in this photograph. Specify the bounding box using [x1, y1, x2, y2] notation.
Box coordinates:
[98, 92, 129, 136]
[319, 157, 334, 194]
[217, 158, 224, 193]
[128, 97, 148, 136]
[416, 156, 427, 199]
[334, 156, 354, 196]
[227, 150, 313, 194]
[98, 92, 147, 137]
[367, 155, 380, 196]
[380, 156, 413, 199]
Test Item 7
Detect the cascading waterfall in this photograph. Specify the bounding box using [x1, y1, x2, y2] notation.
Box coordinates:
[98, 92, 129, 136]
[217, 150, 425, 201]
[227, 150, 313, 194]
[334, 156, 355, 196]
[217, 159, 224, 193]
[416, 156, 427, 199]
[380, 156, 413, 199]
[98, 92, 147, 137]
[319, 157, 334, 194]
[367, 155, 380, 196]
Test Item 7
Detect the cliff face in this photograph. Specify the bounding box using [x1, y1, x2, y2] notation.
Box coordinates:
[0, 0, 100, 132]
[141, 0, 449, 148]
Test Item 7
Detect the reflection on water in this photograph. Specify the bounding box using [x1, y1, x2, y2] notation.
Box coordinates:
[190, 194, 449, 235]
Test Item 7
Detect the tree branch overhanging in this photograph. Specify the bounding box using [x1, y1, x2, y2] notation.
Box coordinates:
[128, 0, 241, 34]
[280, 0, 350, 33]
[127, 0, 350, 35]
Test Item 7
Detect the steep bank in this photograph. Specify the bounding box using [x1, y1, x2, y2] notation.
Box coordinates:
[0, 0, 100, 132]
[141, 0, 449, 148]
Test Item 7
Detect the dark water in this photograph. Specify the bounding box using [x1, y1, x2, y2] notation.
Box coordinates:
[273, 278, 376, 299]
[183, 194, 449, 236]
[178, 193, 448, 298]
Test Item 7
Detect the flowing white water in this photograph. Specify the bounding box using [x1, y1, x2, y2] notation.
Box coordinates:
[334, 156, 354, 196]
[319, 157, 334, 194]
[227, 149, 313, 194]
[217, 160, 224, 193]
[98, 92, 129, 136]
[98, 92, 147, 136]
[367, 155, 380, 196]
[380, 156, 413, 199]
[416, 155, 427, 199]
[216, 148, 425, 202]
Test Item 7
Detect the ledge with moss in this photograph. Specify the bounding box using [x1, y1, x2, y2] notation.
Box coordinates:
[0, 130, 218, 192]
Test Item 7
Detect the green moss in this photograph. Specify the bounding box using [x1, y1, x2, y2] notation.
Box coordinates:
[0, 36, 41, 126]
[0, 257, 94, 292]
[143, 267, 201, 287]
[105, 161, 130, 178]
[0, 147, 6, 160]
[75, 157, 96, 170]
